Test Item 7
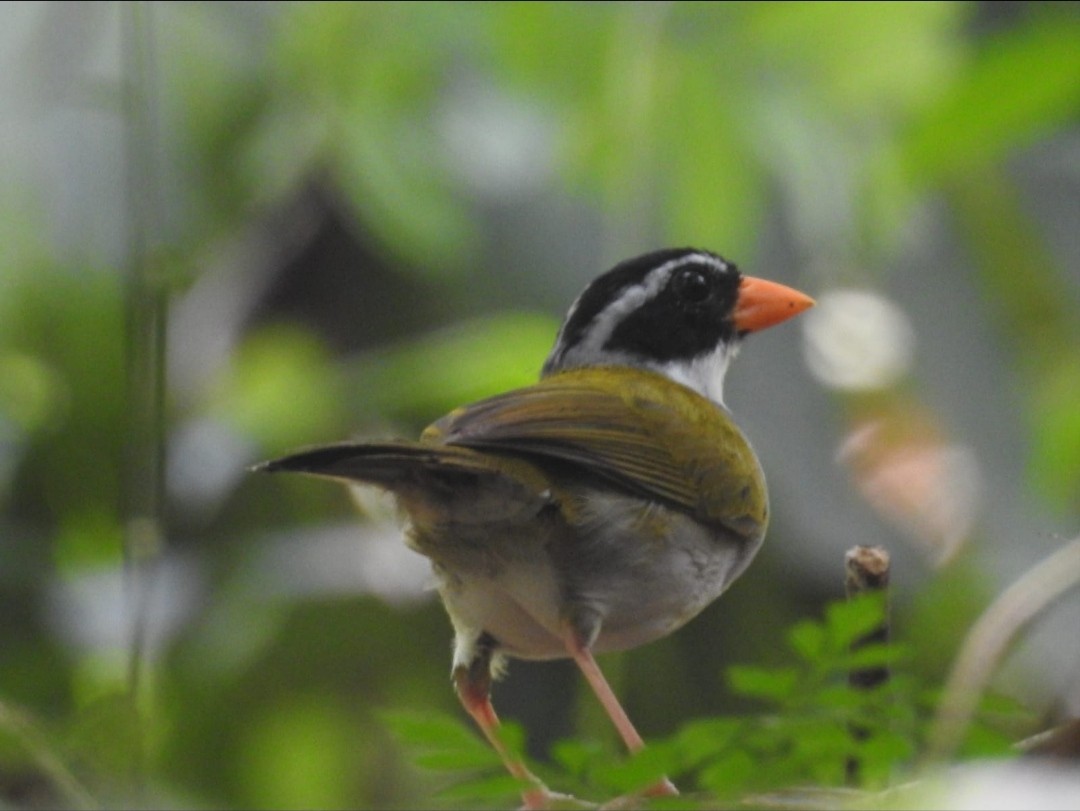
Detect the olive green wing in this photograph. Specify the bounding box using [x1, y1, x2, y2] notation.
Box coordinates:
[426, 367, 767, 538]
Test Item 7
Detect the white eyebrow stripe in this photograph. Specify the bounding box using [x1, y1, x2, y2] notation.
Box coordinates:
[571, 252, 727, 357]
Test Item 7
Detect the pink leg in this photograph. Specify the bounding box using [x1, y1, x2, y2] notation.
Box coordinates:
[564, 636, 679, 798]
[453, 664, 553, 810]
[565, 641, 645, 752]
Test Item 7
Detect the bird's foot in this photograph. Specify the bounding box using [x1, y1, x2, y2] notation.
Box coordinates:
[520, 776, 676, 810]
[598, 777, 679, 810]
[520, 784, 596, 810]
[644, 777, 678, 797]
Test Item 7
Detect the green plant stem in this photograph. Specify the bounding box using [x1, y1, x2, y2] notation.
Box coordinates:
[120, 0, 167, 752]
[0, 700, 98, 810]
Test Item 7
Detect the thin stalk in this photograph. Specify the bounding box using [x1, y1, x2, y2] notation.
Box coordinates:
[924, 535, 1080, 763]
[0, 700, 98, 810]
[843, 545, 892, 786]
[120, 0, 167, 744]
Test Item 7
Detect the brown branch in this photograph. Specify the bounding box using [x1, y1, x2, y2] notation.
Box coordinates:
[844, 545, 891, 785]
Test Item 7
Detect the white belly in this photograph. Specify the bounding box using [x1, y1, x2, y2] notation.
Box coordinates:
[431, 493, 763, 661]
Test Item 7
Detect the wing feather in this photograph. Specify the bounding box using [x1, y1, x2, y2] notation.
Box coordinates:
[426, 367, 767, 536]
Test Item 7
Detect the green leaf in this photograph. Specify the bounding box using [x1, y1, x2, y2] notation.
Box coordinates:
[791, 721, 853, 782]
[235, 696, 359, 809]
[213, 325, 347, 450]
[957, 721, 1016, 759]
[813, 683, 878, 712]
[496, 721, 528, 760]
[591, 743, 673, 795]
[670, 718, 741, 768]
[741, 1, 967, 115]
[1030, 357, 1080, 513]
[274, 3, 481, 273]
[898, 12, 1080, 184]
[787, 619, 826, 663]
[835, 641, 905, 673]
[0, 350, 67, 434]
[974, 691, 1031, 721]
[851, 729, 916, 784]
[551, 737, 606, 778]
[413, 747, 504, 772]
[660, 49, 765, 259]
[824, 593, 888, 651]
[65, 692, 144, 789]
[380, 708, 498, 762]
[434, 773, 531, 806]
[697, 749, 757, 799]
[727, 666, 799, 704]
[347, 312, 559, 422]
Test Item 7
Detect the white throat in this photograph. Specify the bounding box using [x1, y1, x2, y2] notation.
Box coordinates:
[652, 342, 738, 407]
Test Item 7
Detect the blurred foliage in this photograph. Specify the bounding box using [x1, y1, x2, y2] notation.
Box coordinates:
[344, 312, 560, 425]
[1, 1, 1078, 809]
[209, 325, 349, 451]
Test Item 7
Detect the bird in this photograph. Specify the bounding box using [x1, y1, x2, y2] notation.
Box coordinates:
[255, 248, 814, 807]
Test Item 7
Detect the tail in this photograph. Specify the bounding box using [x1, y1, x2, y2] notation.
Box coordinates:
[255, 440, 553, 524]
[252, 441, 500, 488]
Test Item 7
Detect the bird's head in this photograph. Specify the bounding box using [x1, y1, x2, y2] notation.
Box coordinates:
[543, 248, 814, 405]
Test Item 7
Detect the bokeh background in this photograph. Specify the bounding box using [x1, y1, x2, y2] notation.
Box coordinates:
[1, 1, 1079, 807]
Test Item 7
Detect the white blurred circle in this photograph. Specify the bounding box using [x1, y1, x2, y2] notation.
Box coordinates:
[801, 289, 915, 390]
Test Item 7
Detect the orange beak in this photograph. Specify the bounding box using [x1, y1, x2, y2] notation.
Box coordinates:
[733, 276, 815, 333]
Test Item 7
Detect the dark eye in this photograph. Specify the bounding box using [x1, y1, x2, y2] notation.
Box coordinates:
[673, 267, 712, 303]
